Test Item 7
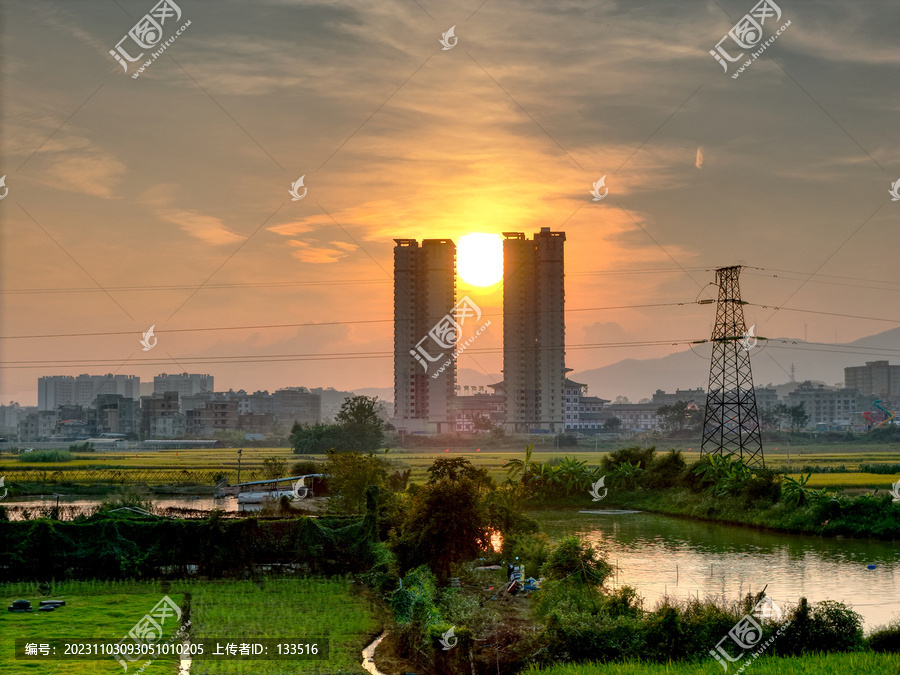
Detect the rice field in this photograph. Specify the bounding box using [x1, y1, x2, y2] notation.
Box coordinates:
[0, 578, 379, 675]
[2, 443, 898, 489]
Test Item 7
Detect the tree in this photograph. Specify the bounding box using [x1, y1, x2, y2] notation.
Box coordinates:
[335, 395, 386, 452]
[323, 450, 391, 513]
[542, 536, 612, 587]
[472, 416, 496, 432]
[426, 457, 493, 489]
[261, 457, 287, 480]
[788, 404, 810, 432]
[290, 422, 341, 454]
[603, 417, 622, 431]
[392, 477, 492, 582]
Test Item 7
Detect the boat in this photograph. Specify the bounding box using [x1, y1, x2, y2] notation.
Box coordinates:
[234, 474, 324, 504]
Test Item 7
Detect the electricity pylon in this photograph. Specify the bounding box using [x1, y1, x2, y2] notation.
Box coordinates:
[700, 265, 764, 468]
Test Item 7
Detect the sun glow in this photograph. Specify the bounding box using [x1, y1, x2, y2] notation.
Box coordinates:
[457, 233, 503, 287]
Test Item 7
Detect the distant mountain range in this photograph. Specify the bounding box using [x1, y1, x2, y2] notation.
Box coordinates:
[569, 326, 900, 402]
[357, 327, 899, 404]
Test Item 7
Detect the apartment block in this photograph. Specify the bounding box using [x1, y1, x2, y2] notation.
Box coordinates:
[844, 361, 900, 402]
[392, 238, 457, 433]
[501, 228, 566, 433]
[153, 373, 214, 397]
[38, 374, 140, 410]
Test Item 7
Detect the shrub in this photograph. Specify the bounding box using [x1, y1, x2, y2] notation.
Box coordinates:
[324, 450, 390, 514]
[387, 468, 411, 492]
[598, 585, 643, 618]
[868, 619, 900, 652]
[290, 459, 322, 476]
[776, 598, 865, 655]
[502, 532, 551, 574]
[641, 449, 686, 489]
[17, 450, 74, 463]
[679, 458, 709, 492]
[739, 466, 782, 503]
[542, 536, 612, 587]
[601, 446, 656, 473]
[643, 604, 685, 661]
[67, 441, 95, 452]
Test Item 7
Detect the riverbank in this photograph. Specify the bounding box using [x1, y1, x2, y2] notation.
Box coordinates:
[596, 485, 900, 539]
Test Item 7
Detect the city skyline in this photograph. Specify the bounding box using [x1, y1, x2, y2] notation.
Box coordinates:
[2, 1, 898, 406]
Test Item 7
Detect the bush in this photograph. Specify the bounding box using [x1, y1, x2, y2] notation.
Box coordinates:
[290, 459, 323, 476]
[601, 446, 656, 473]
[542, 536, 612, 587]
[68, 442, 95, 452]
[598, 585, 643, 618]
[678, 458, 709, 492]
[641, 449, 686, 489]
[324, 450, 391, 514]
[17, 450, 74, 463]
[502, 532, 551, 574]
[739, 466, 782, 504]
[868, 619, 900, 652]
[776, 598, 865, 656]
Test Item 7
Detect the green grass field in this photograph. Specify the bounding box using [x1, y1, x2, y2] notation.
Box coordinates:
[1, 578, 379, 674]
[523, 651, 900, 675]
[1, 581, 180, 674]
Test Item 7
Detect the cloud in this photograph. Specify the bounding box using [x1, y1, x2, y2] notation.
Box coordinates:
[160, 209, 246, 245]
[43, 153, 126, 198]
[287, 240, 356, 263]
[267, 220, 316, 236]
[696, 147, 703, 169]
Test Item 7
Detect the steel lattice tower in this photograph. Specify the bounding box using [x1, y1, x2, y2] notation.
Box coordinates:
[700, 266, 764, 468]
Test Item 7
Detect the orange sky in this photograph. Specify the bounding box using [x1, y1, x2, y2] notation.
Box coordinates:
[1, 0, 898, 405]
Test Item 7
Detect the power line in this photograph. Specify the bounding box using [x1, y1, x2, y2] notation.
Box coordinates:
[0, 301, 698, 340]
[3, 337, 899, 370]
[745, 304, 900, 324]
[0, 338, 707, 369]
[0, 279, 393, 295]
[743, 271, 900, 293]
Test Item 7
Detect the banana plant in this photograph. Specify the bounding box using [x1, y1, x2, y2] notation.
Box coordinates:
[782, 472, 818, 506]
[610, 460, 643, 490]
[503, 443, 538, 484]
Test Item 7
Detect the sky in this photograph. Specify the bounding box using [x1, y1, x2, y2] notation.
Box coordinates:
[1, 0, 898, 406]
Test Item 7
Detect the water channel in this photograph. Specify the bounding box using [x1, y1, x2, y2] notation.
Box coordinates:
[6, 496, 898, 630]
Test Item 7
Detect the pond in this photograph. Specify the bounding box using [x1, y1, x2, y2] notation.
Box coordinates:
[3, 494, 254, 515]
[530, 508, 900, 631]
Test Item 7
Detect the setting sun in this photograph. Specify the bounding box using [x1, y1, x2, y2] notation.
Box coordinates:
[457, 233, 503, 287]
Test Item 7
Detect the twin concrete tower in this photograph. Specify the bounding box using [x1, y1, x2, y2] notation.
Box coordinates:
[392, 228, 566, 434]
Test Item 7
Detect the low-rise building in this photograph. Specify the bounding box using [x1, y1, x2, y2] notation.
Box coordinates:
[186, 400, 240, 437]
[784, 382, 863, 429]
[564, 379, 609, 431]
[272, 388, 320, 426]
[603, 402, 662, 431]
[451, 393, 505, 432]
[140, 392, 181, 437]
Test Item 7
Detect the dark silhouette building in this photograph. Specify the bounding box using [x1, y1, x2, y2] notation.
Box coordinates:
[392, 238, 457, 433]
[500, 228, 567, 432]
